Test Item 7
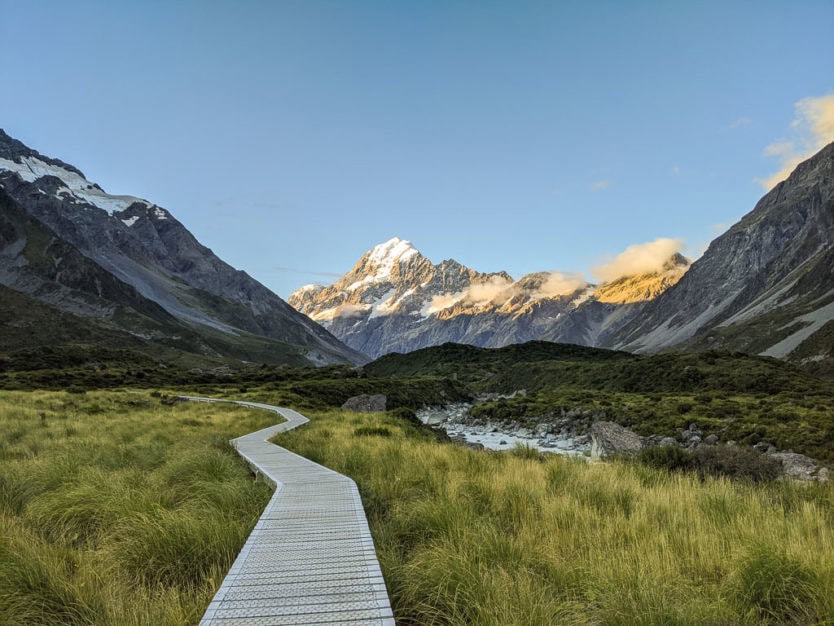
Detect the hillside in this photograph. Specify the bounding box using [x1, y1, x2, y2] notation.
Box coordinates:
[610, 142, 834, 373]
[0, 129, 363, 366]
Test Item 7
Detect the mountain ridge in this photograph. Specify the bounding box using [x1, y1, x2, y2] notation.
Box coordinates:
[289, 237, 690, 358]
[0, 129, 364, 366]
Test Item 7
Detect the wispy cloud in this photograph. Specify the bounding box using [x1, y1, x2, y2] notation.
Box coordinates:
[759, 94, 834, 190]
[729, 116, 752, 129]
[592, 179, 611, 190]
[593, 238, 685, 282]
[537, 272, 587, 297]
[425, 272, 586, 314]
[671, 166, 681, 175]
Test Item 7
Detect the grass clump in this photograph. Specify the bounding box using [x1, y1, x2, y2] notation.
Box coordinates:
[0, 390, 274, 624]
[274, 407, 834, 625]
[736, 545, 821, 623]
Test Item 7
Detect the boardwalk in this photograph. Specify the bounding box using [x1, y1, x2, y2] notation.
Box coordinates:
[180, 398, 395, 626]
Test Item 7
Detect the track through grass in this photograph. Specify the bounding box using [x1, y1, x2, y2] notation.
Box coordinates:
[274, 408, 834, 625]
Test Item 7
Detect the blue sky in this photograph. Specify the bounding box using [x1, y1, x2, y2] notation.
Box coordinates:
[2, 1, 833, 297]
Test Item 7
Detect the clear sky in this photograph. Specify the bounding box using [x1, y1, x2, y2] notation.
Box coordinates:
[2, 1, 833, 297]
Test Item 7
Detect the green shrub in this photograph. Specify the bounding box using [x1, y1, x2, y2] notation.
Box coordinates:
[694, 445, 781, 482]
[638, 445, 694, 472]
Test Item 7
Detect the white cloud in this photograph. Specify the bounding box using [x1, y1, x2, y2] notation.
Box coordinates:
[593, 238, 685, 282]
[424, 275, 515, 314]
[592, 179, 611, 190]
[465, 275, 516, 302]
[537, 272, 587, 297]
[759, 94, 834, 190]
[424, 271, 586, 315]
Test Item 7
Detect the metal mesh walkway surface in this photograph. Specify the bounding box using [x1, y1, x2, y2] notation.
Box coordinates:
[179, 398, 395, 626]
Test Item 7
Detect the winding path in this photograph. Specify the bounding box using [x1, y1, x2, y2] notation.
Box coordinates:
[179, 397, 395, 625]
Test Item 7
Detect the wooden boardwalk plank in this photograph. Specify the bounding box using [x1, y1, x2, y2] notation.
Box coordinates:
[179, 397, 395, 626]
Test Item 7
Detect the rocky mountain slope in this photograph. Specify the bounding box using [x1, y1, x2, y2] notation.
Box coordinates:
[289, 237, 689, 358]
[0, 129, 363, 366]
[609, 141, 834, 374]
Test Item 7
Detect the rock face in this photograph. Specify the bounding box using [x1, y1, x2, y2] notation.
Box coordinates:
[341, 394, 387, 412]
[590, 421, 643, 459]
[290, 143, 834, 369]
[609, 141, 834, 371]
[0, 129, 363, 366]
[289, 237, 688, 358]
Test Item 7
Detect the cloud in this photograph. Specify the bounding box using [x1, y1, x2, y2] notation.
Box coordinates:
[593, 238, 685, 282]
[424, 275, 515, 314]
[759, 94, 834, 190]
[537, 272, 587, 297]
[592, 180, 611, 190]
[671, 166, 681, 175]
[729, 117, 752, 129]
[465, 275, 516, 302]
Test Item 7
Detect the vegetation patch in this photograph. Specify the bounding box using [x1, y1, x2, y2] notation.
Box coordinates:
[0, 390, 274, 624]
[274, 407, 834, 625]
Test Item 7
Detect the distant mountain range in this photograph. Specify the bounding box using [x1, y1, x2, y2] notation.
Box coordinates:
[0, 129, 364, 366]
[289, 237, 690, 358]
[291, 142, 834, 374]
[2, 128, 831, 375]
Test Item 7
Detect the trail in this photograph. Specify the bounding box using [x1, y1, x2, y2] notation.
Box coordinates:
[179, 397, 394, 625]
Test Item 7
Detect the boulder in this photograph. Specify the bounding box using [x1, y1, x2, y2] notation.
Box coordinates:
[590, 421, 643, 459]
[341, 393, 387, 412]
[769, 451, 828, 482]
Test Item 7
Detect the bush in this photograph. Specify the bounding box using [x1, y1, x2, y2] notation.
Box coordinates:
[353, 426, 393, 438]
[693, 445, 782, 482]
[638, 445, 694, 472]
[510, 443, 545, 462]
[737, 545, 819, 623]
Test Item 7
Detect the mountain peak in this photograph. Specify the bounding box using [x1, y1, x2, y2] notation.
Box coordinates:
[366, 237, 419, 266]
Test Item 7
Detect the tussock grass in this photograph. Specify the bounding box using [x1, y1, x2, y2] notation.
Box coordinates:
[0, 390, 273, 624]
[275, 409, 834, 625]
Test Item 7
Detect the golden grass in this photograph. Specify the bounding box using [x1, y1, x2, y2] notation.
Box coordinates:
[275, 409, 834, 625]
[0, 390, 274, 625]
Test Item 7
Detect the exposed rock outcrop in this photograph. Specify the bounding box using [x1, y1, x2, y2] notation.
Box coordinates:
[341, 394, 387, 412]
[590, 421, 643, 459]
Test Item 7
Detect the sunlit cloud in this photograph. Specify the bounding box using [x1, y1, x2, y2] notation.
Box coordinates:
[759, 94, 834, 190]
[425, 271, 586, 314]
[593, 238, 685, 282]
[537, 272, 587, 297]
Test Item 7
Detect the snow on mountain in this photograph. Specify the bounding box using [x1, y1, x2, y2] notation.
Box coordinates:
[0, 154, 153, 216]
[289, 238, 689, 358]
[0, 129, 363, 366]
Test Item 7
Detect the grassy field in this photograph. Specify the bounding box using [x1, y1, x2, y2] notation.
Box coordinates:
[274, 408, 834, 625]
[0, 390, 274, 625]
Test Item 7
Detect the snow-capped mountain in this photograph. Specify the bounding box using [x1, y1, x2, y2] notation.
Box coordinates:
[289, 237, 689, 358]
[0, 129, 363, 366]
[610, 141, 834, 374]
